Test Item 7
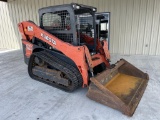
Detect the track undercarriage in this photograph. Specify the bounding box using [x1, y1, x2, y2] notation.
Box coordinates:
[28, 51, 83, 91]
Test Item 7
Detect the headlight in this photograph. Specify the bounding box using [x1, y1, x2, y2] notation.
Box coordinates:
[76, 5, 80, 9]
[72, 5, 76, 8]
[93, 8, 96, 11]
[73, 4, 80, 9]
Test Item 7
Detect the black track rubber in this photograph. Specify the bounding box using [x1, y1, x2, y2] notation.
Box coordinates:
[28, 50, 83, 92]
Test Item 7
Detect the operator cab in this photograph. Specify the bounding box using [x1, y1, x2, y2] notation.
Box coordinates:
[39, 3, 98, 52]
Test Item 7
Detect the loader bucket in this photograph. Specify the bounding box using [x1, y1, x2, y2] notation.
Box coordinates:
[87, 59, 149, 116]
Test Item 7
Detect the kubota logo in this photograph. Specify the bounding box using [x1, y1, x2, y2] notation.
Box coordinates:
[41, 33, 56, 45]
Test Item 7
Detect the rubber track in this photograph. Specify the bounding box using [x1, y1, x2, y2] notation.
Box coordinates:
[28, 51, 83, 92]
[42, 51, 83, 87]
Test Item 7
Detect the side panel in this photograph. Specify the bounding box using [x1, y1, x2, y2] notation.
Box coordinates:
[22, 40, 33, 64]
[22, 42, 29, 65]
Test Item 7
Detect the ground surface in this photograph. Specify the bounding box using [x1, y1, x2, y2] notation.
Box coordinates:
[0, 50, 160, 120]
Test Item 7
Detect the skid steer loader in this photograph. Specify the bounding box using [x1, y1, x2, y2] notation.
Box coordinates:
[18, 3, 149, 116]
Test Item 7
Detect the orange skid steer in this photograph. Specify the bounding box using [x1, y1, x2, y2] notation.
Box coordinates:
[18, 3, 149, 116]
